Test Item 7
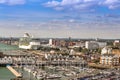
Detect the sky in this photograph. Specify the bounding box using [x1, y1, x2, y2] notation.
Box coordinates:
[0, 0, 120, 39]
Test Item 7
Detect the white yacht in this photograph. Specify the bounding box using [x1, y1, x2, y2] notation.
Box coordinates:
[46, 74, 61, 79]
[36, 74, 44, 80]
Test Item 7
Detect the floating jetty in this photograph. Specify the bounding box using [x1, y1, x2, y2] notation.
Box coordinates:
[6, 65, 22, 78]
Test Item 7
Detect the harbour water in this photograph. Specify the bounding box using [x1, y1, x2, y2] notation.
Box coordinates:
[0, 43, 19, 52]
[0, 43, 19, 80]
[0, 67, 15, 80]
[0, 43, 38, 80]
[0, 67, 37, 80]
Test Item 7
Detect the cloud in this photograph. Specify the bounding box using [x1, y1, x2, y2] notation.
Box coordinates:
[0, 0, 6, 3]
[0, 21, 120, 38]
[102, 0, 120, 9]
[105, 14, 120, 18]
[45, 0, 60, 7]
[0, 0, 26, 5]
[44, 0, 99, 11]
[44, 0, 120, 11]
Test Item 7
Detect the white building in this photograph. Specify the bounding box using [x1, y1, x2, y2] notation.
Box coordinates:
[48, 39, 61, 47]
[70, 49, 75, 55]
[29, 41, 41, 49]
[97, 42, 107, 48]
[49, 39, 53, 46]
[114, 40, 120, 46]
[101, 47, 112, 55]
[85, 41, 99, 50]
[73, 42, 85, 48]
[85, 41, 106, 50]
[100, 54, 120, 66]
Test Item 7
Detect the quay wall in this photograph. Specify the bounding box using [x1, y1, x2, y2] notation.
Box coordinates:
[0, 64, 12, 67]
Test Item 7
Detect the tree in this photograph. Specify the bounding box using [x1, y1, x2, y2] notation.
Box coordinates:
[81, 48, 89, 54]
[107, 41, 113, 46]
[0, 52, 4, 58]
[73, 47, 82, 52]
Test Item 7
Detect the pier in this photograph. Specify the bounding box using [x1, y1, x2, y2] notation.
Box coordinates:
[6, 65, 22, 78]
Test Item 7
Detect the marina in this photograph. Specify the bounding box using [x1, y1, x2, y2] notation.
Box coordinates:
[0, 42, 120, 80]
[0, 43, 87, 80]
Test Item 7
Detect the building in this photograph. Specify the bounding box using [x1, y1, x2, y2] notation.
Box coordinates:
[101, 47, 112, 55]
[112, 49, 120, 55]
[49, 39, 60, 47]
[100, 54, 120, 66]
[97, 42, 107, 48]
[100, 47, 120, 66]
[69, 49, 75, 55]
[29, 40, 41, 50]
[49, 39, 53, 46]
[85, 41, 99, 50]
[19, 33, 41, 50]
[73, 41, 85, 48]
[59, 40, 65, 47]
[85, 41, 106, 50]
[113, 40, 120, 47]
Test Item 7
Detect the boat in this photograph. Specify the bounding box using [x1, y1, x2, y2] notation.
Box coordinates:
[23, 66, 32, 73]
[32, 71, 37, 77]
[36, 74, 44, 80]
[46, 74, 61, 79]
[19, 33, 40, 50]
[64, 71, 76, 77]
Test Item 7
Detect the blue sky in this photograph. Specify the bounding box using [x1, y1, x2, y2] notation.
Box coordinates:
[0, 0, 120, 38]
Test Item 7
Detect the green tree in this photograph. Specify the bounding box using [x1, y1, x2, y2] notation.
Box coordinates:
[81, 48, 89, 54]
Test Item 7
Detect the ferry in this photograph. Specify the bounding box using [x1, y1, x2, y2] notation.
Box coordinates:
[19, 33, 40, 50]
